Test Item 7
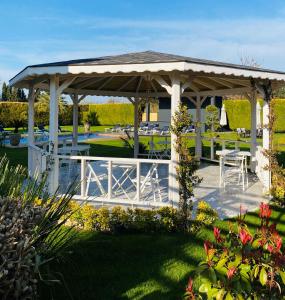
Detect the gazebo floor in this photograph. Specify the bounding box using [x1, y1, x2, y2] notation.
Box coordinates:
[58, 161, 267, 219]
[194, 163, 268, 219]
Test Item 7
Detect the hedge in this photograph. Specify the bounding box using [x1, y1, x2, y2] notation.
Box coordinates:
[0, 102, 73, 128]
[82, 103, 134, 125]
[224, 99, 285, 131]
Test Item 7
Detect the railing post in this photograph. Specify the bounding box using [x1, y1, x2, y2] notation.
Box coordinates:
[81, 159, 87, 197]
[222, 140, 226, 150]
[136, 161, 141, 201]
[210, 138, 214, 160]
[108, 160, 112, 200]
[235, 141, 240, 150]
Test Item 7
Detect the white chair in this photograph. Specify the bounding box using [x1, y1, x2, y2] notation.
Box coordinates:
[222, 154, 248, 191]
[148, 141, 162, 159]
[85, 162, 107, 197]
[133, 163, 162, 202]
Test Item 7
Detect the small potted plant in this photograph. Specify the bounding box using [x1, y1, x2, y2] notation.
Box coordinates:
[9, 121, 22, 146]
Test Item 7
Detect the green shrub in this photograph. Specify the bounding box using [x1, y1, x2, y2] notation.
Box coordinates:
[195, 200, 218, 226]
[67, 201, 218, 234]
[272, 99, 285, 132]
[186, 203, 285, 299]
[82, 103, 134, 125]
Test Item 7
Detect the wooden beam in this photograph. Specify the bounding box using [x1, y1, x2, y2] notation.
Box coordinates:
[57, 77, 77, 95]
[75, 77, 106, 89]
[136, 76, 143, 94]
[97, 76, 114, 90]
[194, 78, 216, 90]
[118, 76, 137, 91]
[208, 77, 234, 89]
[220, 77, 250, 87]
[152, 75, 172, 94]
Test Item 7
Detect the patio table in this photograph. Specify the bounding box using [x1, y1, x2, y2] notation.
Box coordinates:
[58, 144, 90, 156]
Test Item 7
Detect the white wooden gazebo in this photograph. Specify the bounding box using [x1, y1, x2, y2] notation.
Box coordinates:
[9, 51, 285, 206]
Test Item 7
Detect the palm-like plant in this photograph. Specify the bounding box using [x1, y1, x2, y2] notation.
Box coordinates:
[0, 156, 78, 299]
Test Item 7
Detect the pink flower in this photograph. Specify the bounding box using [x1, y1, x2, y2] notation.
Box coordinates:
[227, 267, 236, 280]
[259, 202, 272, 219]
[213, 227, 223, 243]
[239, 229, 252, 245]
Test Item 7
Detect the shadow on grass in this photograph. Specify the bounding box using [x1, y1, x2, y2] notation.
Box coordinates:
[39, 230, 211, 300]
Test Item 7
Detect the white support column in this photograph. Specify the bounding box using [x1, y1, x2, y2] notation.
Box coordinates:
[250, 90, 257, 172]
[170, 77, 181, 203]
[49, 75, 59, 194]
[28, 85, 35, 173]
[263, 99, 271, 190]
[195, 96, 202, 158]
[72, 93, 79, 147]
[134, 98, 139, 158]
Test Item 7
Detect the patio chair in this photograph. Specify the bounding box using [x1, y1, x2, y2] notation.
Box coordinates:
[183, 125, 195, 133]
[109, 124, 121, 132]
[86, 162, 107, 196]
[133, 163, 162, 202]
[148, 141, 162, 159]
[160, 126, 170, 135]
[222, 154, 248, 191]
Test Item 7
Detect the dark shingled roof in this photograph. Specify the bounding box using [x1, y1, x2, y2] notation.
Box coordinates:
[26, 50, 285, 75]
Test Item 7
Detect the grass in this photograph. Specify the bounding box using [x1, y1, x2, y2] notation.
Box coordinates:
[0, 129, 285, 299]
[38, 205, 285, 300]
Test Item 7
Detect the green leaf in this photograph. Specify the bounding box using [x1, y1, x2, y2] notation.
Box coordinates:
[216, 289, 226, 300]
[279, 270, 285, 284]
[240, 264, 250, 273]
[254, 265, 259, 278]
[236, 293, 245, 300]
[225, 292, 233, 300]
[216, 258, 228, 270]
[259, 268, 267, 286]
[199, 283, 210, 294]
[209, 267, 217, 283]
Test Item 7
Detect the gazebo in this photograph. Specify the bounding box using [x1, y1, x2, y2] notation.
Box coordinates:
[9, 51, 285, 209]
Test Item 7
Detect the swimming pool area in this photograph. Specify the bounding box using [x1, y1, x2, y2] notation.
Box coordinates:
[4, 132, 112, 146]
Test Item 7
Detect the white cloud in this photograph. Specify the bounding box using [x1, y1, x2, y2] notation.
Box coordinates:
[2, 16, 285, 83]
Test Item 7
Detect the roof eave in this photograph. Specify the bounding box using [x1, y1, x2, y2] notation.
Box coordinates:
[9, 61, 285, 88]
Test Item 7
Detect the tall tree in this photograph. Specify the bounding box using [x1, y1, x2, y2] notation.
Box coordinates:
[1, 82, 7, 101]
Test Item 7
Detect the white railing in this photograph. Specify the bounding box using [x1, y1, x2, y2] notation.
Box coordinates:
[256, 146, 270, 191]
[28, 144, 47, 178]
[55, 154, 173, 207]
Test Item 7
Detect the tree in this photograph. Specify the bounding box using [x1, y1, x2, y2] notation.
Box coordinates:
[1, 82, 8, 101]
[171, 103, 201, 231]
[205, 105, 220, 132]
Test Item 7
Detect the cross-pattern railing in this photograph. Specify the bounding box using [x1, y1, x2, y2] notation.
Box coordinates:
[56, 155, 172, 207]
[28, 144, 47, 178]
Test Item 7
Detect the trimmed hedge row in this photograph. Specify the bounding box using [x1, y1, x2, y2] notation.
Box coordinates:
[0, 102, 73, 127]
[82, 103, 134, 125]
[224, 99, 285, 131]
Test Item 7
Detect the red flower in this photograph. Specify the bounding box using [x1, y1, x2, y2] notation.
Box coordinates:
[227, 267, 236, 280]
[269, 223, 277, 233]
[259, 202, 272, 219]
[186, 277, 193, 293]
[213, 227, 223, 243]
[269, 232, 283, 253]
[204, 240, 212, 256]
[239, 229, 252, 245]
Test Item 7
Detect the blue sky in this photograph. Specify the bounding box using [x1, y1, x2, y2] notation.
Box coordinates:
[1, 0, 285, 87]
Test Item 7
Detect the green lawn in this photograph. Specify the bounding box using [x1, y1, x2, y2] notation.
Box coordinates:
[0, 131, 285, 299]
[39, 206, 285, 300]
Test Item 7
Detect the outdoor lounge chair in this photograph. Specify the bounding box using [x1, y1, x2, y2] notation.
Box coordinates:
[160, 126, 170, 135]
[110, 124, 122, 132]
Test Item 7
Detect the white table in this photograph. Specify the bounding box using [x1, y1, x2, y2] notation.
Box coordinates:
[58, 145, 90, 156]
